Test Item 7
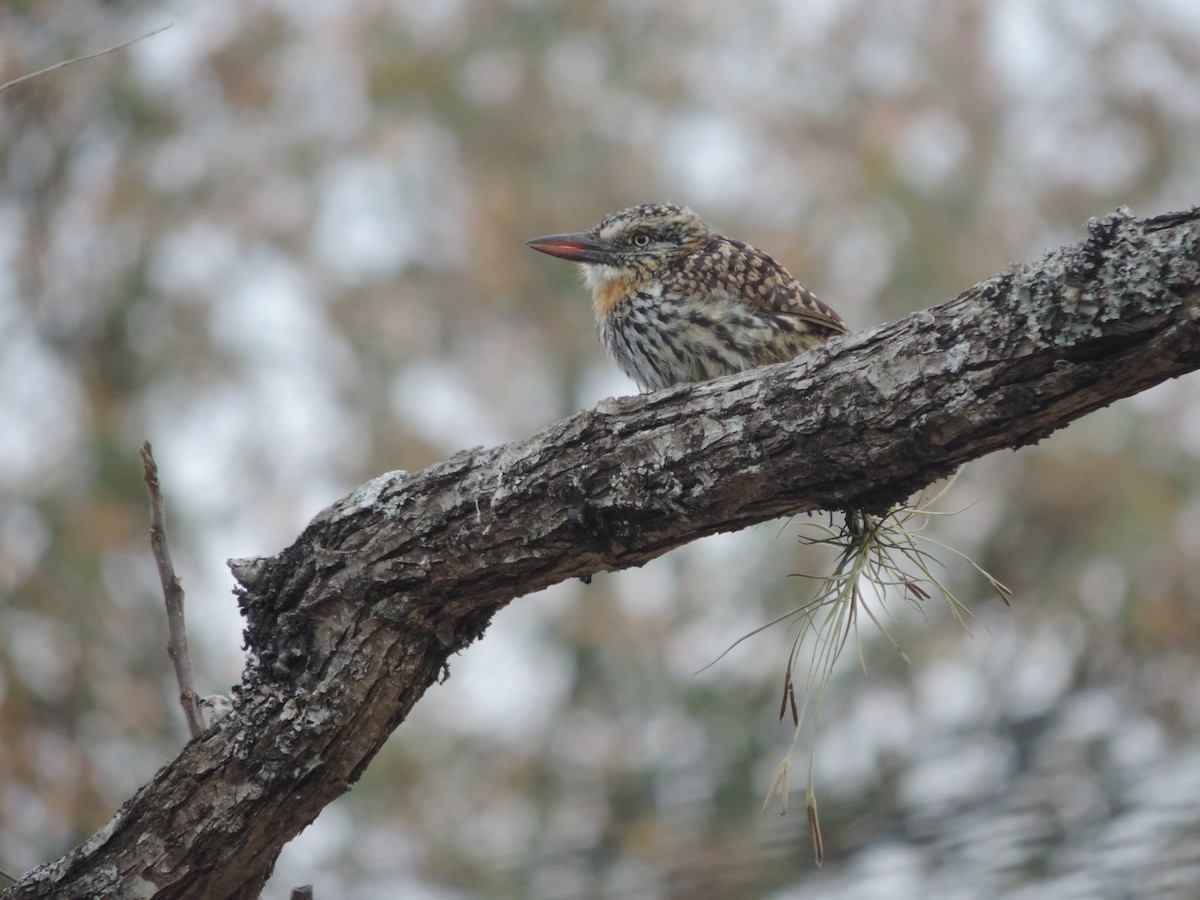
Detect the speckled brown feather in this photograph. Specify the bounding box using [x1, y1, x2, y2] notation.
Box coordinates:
[669, 236, 847, 338]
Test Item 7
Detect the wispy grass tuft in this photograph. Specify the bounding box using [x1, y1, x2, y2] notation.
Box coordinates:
[709, 479, 1012, 865]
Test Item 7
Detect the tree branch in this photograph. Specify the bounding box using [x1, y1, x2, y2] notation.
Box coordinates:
[7, 207, 1199, 899]
[141, 442, 206, 740]
[0, 25, 173, 96]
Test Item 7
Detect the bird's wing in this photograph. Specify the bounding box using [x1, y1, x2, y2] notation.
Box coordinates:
[721, 239, 849, 336]
[766, 281, 848, 336]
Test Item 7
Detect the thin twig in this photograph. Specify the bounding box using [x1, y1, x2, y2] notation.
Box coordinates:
[141, 441, 206, 739]
[0, 23, 173, 96]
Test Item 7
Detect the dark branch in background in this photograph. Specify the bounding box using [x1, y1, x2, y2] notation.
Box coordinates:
[5, 207, 1200, 899]
[0, 24, 173, 95]
[141, 442, 206, 740]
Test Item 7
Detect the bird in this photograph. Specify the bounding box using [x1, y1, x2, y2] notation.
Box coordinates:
[527, 203, 848, 392]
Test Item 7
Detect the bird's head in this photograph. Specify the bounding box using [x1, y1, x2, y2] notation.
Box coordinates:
[528, 204, 716, 323]
[527, 203, 710, 278]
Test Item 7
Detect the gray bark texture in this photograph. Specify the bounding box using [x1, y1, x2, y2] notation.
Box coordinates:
[7, 207, 1200, 898]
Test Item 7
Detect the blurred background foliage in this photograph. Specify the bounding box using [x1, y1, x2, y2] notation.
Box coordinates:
[2, 1, 1200, 897]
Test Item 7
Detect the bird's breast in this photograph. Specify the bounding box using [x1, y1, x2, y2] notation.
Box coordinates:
[584, 264, 656, 324]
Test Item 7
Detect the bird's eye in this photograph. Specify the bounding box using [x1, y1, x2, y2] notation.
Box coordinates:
[632, 232, 651, 247]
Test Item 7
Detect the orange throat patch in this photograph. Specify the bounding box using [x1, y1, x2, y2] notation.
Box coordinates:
[586, 266, 643, 324]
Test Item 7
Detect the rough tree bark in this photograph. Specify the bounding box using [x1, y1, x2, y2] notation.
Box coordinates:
[7, 207, 1200, 898]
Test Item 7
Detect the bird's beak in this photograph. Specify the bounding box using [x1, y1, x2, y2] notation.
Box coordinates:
[526, 232, 615, 265]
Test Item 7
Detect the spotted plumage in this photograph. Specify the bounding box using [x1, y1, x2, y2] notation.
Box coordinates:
[528, 203, 847, 391]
